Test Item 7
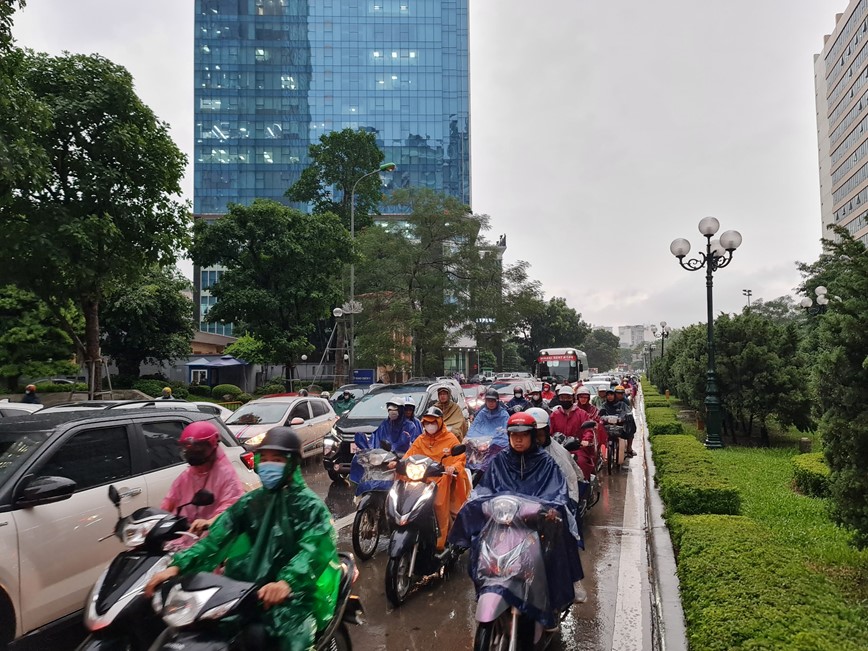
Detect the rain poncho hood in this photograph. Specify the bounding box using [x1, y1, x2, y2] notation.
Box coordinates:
[161, 445, 244, 524]
[467, 403, 509, 447]
[170, 463, 341, 651]
[437, 398, 468, 440]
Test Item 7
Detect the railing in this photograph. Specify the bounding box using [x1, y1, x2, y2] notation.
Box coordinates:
[218, 401, 243, 411]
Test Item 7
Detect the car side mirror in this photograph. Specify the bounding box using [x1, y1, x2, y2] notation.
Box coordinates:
[290, 416, 305, 425]
[192, 489, 215, 507]
[16, 476, 76, 508]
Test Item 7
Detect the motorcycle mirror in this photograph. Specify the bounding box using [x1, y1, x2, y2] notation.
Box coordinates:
[192, 489, 215, 507]
[450, 444, 466, 457]
[380, 440, 392, 452]
[562, 439, 581, 452]
[107, 485, 121, 507]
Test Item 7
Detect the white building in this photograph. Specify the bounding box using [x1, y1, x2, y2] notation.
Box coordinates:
[618, 325, 646, 348]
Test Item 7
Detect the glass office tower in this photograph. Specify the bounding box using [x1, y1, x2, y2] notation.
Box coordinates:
[193, 0, 470, 333]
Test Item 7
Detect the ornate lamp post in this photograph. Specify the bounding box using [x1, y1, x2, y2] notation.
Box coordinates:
[650, 321, 672, 357]
[800, 286, 832, 315]
[670, 217, 743, 449]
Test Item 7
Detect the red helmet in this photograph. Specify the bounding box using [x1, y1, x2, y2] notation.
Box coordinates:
[507, 412, 537, 433]
[179, 421, 219, 451]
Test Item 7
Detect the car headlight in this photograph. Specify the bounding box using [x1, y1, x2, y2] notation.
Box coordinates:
[161, 585, 219, 628]
[122, 515, 164, 548]
[405, 462, 426, 481]
[490, 496, 520, 525]
[245, 432, 266, 448]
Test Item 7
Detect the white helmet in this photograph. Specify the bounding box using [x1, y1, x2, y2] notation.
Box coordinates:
[524, 407, 550, 429]
[576, 386, 591, 396]
[557, 385, 575, 396]
[321, 391, 330, 399]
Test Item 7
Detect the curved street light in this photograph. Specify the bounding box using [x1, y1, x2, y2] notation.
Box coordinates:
[800, 285, 837, 315]
[650, 321, 672, 357]
[670, 217, 743, 449]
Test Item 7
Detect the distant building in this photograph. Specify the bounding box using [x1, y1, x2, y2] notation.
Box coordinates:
[618, 325, 646, 348]
[815, 0, 868, 246]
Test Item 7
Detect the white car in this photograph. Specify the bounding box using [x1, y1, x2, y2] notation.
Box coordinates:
[225, 396, 338, 457]
[0, 400, 43, 418]
[0, 410, 259, 647]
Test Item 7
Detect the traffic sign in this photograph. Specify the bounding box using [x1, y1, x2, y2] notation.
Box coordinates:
[352, 369, 375, 384]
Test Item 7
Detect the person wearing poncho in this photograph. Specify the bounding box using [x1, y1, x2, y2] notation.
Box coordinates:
[146, 427, 341, 651]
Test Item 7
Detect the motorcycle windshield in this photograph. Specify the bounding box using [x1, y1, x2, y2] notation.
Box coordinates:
[464, 436, 504, 471]
[355, 449, 397, 484]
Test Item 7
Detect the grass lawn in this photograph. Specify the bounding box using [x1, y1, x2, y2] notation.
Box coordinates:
[710, 446, 868, 603]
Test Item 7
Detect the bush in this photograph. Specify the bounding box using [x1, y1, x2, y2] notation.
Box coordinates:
[132, 379, 165, 398]
[237, 392, 253, 403]
[255, 381, 286, 396]
[646, 406, 684, 435]
[211, 383, 243, 399]
[793, 452, 831, 498]
[188, 384, 211, 397]
[31, 382, 87, 393]
[652, 435, 741, 515]
[644, 397, 672, 408]
[669, 514, 867, 651]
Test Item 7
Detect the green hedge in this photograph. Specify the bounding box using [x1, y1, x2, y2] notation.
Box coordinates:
[188, 384, 211, 397]
[792, 452, 831, 498]
[212, 383, 243, 399]
[646, 406, 684, 435]
[255, 381, 286, 396]
[31, 382, 88, 393]
[131, 379, 189, 399]
[644, 397, 672, 408]
[652, 435, 741, 515]
[669, 514, 866, 651]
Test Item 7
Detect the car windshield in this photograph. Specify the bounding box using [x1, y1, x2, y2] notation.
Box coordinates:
[0, 429, 51, 484]
[225, 402, 290, 425]
[346, 389, 428, 419]
[490, 382, 524, 396]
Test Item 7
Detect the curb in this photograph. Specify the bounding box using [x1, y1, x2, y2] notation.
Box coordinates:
[638, 391, 689, 651]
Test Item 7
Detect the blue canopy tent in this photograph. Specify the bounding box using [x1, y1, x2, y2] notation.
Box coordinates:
[185, 355, 249, 391]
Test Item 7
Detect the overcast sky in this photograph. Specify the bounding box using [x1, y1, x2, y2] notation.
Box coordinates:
[12, 0, 850, 330]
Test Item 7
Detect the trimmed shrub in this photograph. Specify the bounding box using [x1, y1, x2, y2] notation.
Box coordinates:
[31, 382, 88, 393]
[646, 406, 684, 435]
[644, 397, 672, 408]
[132, 379, 165, 398]
[211, 383, 243, 399]
[255, 381, 286, 396]
[669, 514, 867, 651]
[188, 384, 211, 397]
[652, 435, 740, 515]
[792, 452, 831, 498]
[237, 392, 253, 404]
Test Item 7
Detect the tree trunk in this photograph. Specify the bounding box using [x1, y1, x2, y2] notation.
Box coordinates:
[83, 298, 101, 399]
[759, 423, 770, 448]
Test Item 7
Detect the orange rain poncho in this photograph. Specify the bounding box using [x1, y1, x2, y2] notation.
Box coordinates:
[405, 416, 471, 550]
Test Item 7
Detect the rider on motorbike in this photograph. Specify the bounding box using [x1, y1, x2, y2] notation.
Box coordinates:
[576, 386, 608, 458]
[465, 388, 509, 466]
[505, 385, 530, 414]
[333, 390, 356, 415]
[549, 385, 591, 440]
[402, 396, 423, 439]
[435, 384, 469, 441]
[349, 399, 418, 488]
[160, 421, 244, 536]
[525, 407, 581, 519]
[600, 389, 635, 457]
[526, 385, 551, 413]
[145, 427, 341, 651]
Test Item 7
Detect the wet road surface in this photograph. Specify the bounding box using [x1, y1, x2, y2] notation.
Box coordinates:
[28, 409, 654, 651]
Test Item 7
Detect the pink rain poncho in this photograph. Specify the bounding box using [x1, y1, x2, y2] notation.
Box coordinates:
[161, 446, 244, 524]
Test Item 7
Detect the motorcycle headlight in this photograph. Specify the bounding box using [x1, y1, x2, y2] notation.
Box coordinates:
[368, 451, 388, 466]
[121, 515, 164, 548]
[405, 461, 426, 482]
[200, 598, 241, 621]
[245, 432, 266, 448]
[161, 585, 219, 628]
[490, 496, 520, 525]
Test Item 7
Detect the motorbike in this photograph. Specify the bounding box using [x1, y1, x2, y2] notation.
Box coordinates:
[464, 435, 503, 487]
[351, 445, 398, 560]
[470, 494, 568, 651]
[148, 552, 364, 650]
[76, 485, 215, 651]
[383, 444, 466, 607]
[602, 416, 626, 474]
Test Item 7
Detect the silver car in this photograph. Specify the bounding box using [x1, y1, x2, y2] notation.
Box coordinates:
[225, 396, 337, 457]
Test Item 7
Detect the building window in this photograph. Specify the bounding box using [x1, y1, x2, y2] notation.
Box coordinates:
[191, 369, 209, 385]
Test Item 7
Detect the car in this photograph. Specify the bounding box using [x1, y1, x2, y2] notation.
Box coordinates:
[461, 383, 483, 412]
[39, 400, 233, 421]
[486, 379, 537, 403]
[224, 396, 337, 457]
[37, 400, 125, 414]
[322, 380, 470, 482]
[0, 400, 44, 418]
[330, 384, 372, 404]
[0, 409, 259, 648]
[189, 401, 234, 421]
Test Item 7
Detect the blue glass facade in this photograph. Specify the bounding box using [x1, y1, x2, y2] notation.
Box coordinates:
[193, 0, 470, 216]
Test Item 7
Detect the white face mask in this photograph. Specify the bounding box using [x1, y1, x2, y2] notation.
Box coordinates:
[424, 422, 439, 434]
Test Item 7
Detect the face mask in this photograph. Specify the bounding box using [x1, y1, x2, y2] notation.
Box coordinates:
[257, 461, 286, 489]
[424, 423, 439, 434]
[513, 393, 522, 399]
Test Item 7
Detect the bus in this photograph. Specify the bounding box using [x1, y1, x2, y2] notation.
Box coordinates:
[536, 347, 590, 384]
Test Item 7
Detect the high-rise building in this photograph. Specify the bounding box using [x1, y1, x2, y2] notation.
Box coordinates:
[618, 325, 646, 349]
[193, 0, 471, 333]
[815, 0, 868, 247]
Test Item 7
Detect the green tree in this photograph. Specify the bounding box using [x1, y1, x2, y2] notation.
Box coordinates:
[745, 295, 803, 323]
[100, 266, 195, 379]
[0, 52, 188, 396]
[513, 297, 591, 367]
[798, 227, 868, 547]
[0, 286, 77, 391]
[285, 128, 386, 231]
[224, 334, 272, 366]
[583, 329, 621, 372]
[190, 199, 352, 382]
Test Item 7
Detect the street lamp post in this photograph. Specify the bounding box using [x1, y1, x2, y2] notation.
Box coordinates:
[650, 321, 671, 357]
[800, 286, 833, 315]
[348, 162, 397, 377]
[670, 217, 743, 450]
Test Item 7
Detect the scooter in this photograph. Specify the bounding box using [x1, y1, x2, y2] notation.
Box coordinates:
[470, 494, 568, 651]
[76, 485, 214, 651]
[148, 552, 364, 650]
[464, 435, 504, 487]
[383, 444, 466, 607]
[351, 445, 398, 560]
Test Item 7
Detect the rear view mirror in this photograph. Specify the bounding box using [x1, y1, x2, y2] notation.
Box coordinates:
[380, 440, 392, 452]
[450, 444, 466, 457]
[562, 439, 581, 452]
[17, 476, 77, 508]
[192, 489, 215, 507]
[108, 485, 121, 507]
[290, 417, 305, 425]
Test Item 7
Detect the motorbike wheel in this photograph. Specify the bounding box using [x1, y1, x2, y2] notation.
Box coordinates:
[473, 621, 497, 651]
[325, 623, 353, 651]
[75, 636, 132, 651]
[385, 550, 413, 607]
[607, 446, 614, 474]
[327, 466, 345, 483]
[352, 504, 381, 560]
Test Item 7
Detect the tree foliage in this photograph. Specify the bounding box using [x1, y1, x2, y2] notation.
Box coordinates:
[190, 199, 351, 376]
[798, 227, 868, 547]
[224, 334, 271, 366]
[513, 297, 591, 369]
[285, 128, 386, 231]
[0, 52, 188, 395]
[101, 266, 195, 378]
[583, 329, 621, 372]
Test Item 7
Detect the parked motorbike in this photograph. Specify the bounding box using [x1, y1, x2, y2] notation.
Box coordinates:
[148, 552, 364, 650]
[351, 445, 398, 560]
[470, 494, 567, 651]
[383, 444, 466, 607]
[76, 485, 214, 651]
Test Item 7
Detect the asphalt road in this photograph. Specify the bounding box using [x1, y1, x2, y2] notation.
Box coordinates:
[26, 409, 654, 651]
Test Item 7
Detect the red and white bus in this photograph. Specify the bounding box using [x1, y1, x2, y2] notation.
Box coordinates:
[536, 347, 590, 384]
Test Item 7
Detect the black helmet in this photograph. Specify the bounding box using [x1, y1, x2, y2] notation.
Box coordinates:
[257, 427, 303, 455]
[484, 387, 499, 401]
[422, 406, 444, 420]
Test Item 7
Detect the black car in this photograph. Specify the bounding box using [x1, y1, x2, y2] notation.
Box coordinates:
[322, 381, 469, 482]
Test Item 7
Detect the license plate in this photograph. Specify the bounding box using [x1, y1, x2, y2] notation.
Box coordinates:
[350, 443, 358, 454]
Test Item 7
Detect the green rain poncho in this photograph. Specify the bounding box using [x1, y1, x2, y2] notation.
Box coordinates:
[170, 463, 341, 651]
